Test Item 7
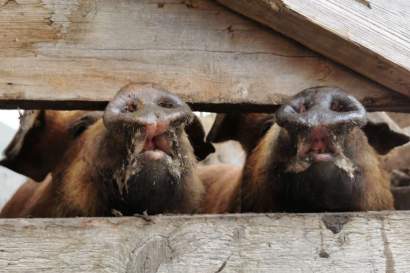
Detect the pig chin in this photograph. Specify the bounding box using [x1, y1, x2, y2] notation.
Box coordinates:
[115, 142, 185, 214]
[122, 157, 183, 214]
[280, 161, 363, 212]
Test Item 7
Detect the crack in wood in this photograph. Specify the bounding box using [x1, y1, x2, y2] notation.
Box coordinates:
[380, 218, 396, 273]
[215, 254, 231, 273]
[126, 234, 172, 273]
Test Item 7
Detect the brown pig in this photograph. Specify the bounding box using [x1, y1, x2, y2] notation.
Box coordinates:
[0, 110, 102, 217]
[1, 110, 102, 182]
[207, 113, 274, 154]
[204, 87, 395, 213]
[1, 83, 204, 217]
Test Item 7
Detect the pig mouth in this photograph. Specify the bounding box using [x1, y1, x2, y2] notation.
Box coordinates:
[141, 132, 175, 160]
[286, 127, 356, 178]
[297, 127, 339, 163]
[299, 142, 338, 163]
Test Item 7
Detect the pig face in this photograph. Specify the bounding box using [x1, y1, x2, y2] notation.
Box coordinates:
[239, 87, 393, 212]
[99, 83, 198, 214]
[275, 87, 367, 175]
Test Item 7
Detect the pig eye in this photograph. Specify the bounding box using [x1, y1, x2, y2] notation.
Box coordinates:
[158, 97, 177, 109]
[260, 119, 274, 136]
[69, 116, 96, 138]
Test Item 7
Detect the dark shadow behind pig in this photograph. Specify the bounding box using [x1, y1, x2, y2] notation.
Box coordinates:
[0, 83, 204, 217]
[203, 87, 395, 213]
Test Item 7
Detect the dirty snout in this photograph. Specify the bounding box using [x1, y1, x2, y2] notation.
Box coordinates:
[103, 84, 195, 214]
[104, 83, 194, 160]
[276, 87, 367, 170]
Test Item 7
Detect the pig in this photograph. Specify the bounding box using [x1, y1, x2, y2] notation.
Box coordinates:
[198, 163, 242, 213]
[1, 110, 102, 182]
[0, 83, 204, 217]
[205, 87, 396, 212]
[207, 113, 274, 154]
[1, 108, 213, 183]
[0, 110, 102, 217]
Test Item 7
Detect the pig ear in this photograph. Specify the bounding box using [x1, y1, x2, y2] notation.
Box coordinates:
[68, 111, 102, 138]
[185, 115, 215, 161]
[362, 112, 410, 155]
[206, 114, 240, 143]
[0, 110, 47, 181]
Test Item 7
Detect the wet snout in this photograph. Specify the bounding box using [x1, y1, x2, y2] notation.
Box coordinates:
[276, 87, 367, 162]
[103, 83, 194, 157]
[276, 86, 367, 131]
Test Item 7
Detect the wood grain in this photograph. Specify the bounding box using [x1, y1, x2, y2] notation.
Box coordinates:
[216, 0, 410, 99]
[0, 0, 409, 111]
[0, 212, 409, 273]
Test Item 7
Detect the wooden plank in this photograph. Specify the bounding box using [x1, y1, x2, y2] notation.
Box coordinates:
[0, 0, 409, 112]
[216, 0, 410, 99]
[388, 113, 410, 128]
[0, 213, 409, 273]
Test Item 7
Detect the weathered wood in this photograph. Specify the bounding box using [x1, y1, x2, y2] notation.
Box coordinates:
[216, 0, 410, 98]
[0, 0, 409, 111]
[0, 213, 409, 273]
[388, 113, 410, 129]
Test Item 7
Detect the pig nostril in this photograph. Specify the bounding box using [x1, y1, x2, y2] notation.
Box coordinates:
[123, 101, 139, 113]
[158, 97, 177, 109]
[293, 102, 310, 113]
[299, 103, 306, 113]
[330, 99, 352, 113]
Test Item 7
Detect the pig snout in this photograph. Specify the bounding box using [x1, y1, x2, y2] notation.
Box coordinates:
[276, 87, 367, 131]
[276, 87, 367, 162]
[103, 83, 194, 158]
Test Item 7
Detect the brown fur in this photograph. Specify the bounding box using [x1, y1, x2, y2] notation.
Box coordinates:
[198, 164, 242, 213]
[1, 110, 102, 181]
[1, 119, 204, 217]
[1, 104, 215, 217]
[240, 125, 393, 212]
[205, 112, 395, 213]
[0, 178, 50, 218]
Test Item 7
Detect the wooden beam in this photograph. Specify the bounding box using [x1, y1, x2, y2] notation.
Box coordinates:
[216, 0, 410, 98]
[0, 213, 409, 272]
[0, 0, 409, 112]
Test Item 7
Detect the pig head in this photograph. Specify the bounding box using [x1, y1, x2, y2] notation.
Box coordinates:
[240, 87, 394, 212]
[1, 83, 204, 217]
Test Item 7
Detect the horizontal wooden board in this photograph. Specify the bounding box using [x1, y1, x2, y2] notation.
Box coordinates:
[216, 0, 410, 98]
[0, 0, 409, 111]
[0, 212, 409, 273]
